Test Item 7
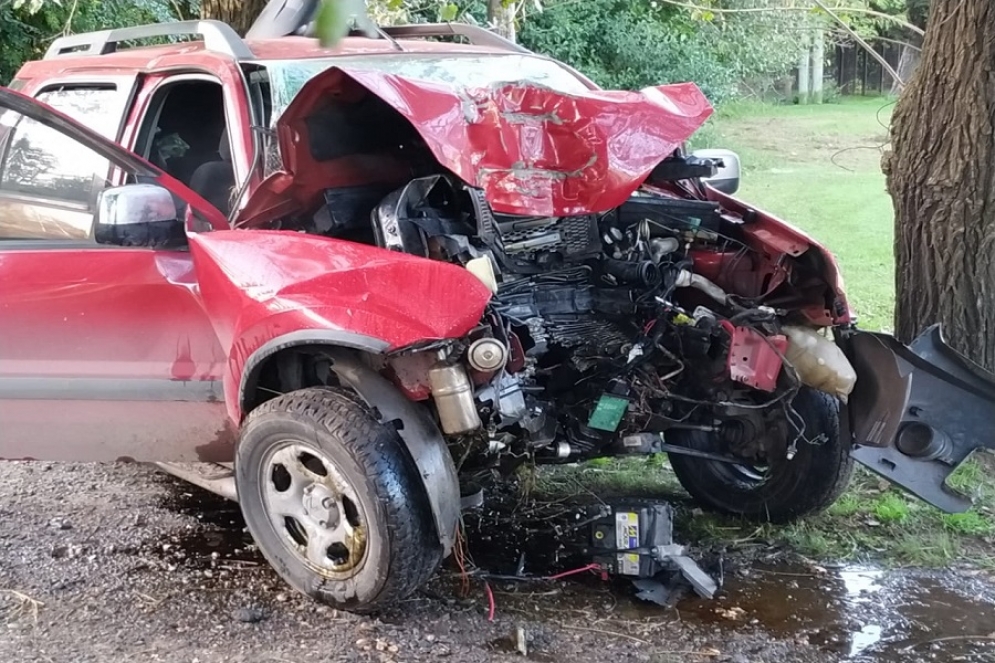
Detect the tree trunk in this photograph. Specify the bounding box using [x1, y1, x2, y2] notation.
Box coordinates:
[201, 0, 268, 36]
[488, 0, 516, 42]
[885, 0, 995, 370]
[811, 29, 825, 104]
[891, 0, 928, 95]
[796, 30, 811, 104]
[890, 39, 922, 96]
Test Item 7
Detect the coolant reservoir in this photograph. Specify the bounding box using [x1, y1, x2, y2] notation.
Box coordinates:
[466, 256, 498, 294]
[783, 326, 857, 401]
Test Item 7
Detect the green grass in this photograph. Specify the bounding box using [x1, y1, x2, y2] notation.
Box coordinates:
[532, 450, 995, 569]
[694, 97, 899, 331]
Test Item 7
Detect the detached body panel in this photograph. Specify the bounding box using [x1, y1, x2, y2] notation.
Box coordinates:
[846, 326, 995, 512]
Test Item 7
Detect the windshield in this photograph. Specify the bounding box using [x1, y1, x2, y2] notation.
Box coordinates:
[262, 53, 592, 123]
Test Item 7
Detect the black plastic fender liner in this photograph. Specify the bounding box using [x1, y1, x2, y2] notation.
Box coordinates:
[845, 325, 995, 512]
[323, 350, 461, 556]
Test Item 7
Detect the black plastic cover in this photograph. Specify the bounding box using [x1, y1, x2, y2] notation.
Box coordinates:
[617, 196, 723, 235]
[846, 325, 995, 512]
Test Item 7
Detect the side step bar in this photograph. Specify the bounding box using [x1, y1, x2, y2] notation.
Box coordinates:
[155, 462, 238, 502]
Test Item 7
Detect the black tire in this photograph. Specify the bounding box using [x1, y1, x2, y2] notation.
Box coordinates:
[668, 387, 853, 523]
[235, 387, 442, 613]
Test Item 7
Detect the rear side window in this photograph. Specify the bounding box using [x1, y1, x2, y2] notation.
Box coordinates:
[36, 86, 122, 139]
[0, 87, 117, 209]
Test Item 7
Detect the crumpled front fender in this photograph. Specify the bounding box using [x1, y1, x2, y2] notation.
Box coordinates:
[845, 325, 995, 512]
[188, 230, 492, 419]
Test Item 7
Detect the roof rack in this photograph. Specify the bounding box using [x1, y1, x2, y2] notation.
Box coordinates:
[380, 23, 530, 54]
[44, 20, 254, 60]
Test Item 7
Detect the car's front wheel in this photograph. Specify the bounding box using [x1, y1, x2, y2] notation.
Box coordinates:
[668, 387, 853, 523]
[235, 387, 442, 613]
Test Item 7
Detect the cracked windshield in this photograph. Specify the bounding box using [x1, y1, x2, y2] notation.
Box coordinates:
[264, 53, 591, 121]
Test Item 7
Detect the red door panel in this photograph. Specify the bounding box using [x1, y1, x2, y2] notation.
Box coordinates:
[0, 243, 231, 461]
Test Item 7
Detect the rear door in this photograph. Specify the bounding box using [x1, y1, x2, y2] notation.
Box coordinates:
[0, 87, 233, 462]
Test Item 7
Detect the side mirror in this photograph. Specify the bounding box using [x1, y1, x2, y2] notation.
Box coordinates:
[95, 184, 185, 248]
[691, 148, 742, 195]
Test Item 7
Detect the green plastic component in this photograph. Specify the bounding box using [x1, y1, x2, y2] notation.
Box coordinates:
[588, 394, 629, 432]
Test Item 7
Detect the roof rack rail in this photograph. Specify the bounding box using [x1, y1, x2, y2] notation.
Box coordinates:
[380, 23, 530, 54]
[44, 20, 253, 60]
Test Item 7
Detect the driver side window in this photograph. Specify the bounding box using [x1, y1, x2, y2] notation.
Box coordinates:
[0, 87, 118, 240]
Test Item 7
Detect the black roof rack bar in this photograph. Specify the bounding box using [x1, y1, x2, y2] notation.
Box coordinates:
[44, 20, 253, 60]
[380, 23, 530, 54]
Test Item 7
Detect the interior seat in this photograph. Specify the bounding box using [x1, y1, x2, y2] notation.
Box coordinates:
[188, 130, 236, 217]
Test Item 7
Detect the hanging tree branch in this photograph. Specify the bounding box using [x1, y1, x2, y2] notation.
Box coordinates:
[652, 0, 926, 37]
[810, 0, 906, 89]
[829, 31, 922, 52]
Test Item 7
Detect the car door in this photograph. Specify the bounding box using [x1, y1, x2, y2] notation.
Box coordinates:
[0, 87, 234, 462]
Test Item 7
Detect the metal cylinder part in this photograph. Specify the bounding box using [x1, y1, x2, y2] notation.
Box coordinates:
[428, 363, 482, 435]
[467, 338, 508, 372]
[896, 422, 952, 461]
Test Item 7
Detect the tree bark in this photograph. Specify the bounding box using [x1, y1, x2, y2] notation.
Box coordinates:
[885, 0, 995, 370]
[890, 41, 921, 97]
[488, 0, 516, 42]
[201, 0, 268, 36]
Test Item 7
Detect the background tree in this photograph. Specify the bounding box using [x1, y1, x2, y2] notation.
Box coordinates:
[882, 0, 928, 93]
[885, 0, 995, 370]
[519, 0, 803, 101]
[487, 0, 515, 41]
[1, 0, 189, 82]
[201, 0, 267, 35]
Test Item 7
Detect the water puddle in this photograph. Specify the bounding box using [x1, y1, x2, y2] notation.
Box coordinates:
[458, 494, 995, 661]
[849, 624, 882, 658]
[154, 479, 995, 661]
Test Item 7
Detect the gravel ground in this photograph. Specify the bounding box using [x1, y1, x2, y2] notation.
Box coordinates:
[0, 461, 867, 662]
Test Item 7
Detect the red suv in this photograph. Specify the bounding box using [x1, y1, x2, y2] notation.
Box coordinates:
[2, 7, 992, 613]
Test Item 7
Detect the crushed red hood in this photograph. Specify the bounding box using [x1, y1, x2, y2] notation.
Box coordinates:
[236, 68, 713, 225]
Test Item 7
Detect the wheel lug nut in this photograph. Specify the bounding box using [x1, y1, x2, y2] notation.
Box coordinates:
[321, 497, 334, 509]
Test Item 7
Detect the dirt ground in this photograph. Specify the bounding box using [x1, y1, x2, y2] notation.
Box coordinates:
[2, 462, 994, 663]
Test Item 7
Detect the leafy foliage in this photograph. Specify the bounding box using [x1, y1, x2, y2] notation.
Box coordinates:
[518, 0, 800, 102]
[1, 0, 196, 84]
[2, 0, 911, 106]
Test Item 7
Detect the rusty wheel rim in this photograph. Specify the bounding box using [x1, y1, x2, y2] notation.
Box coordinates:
[260, 442, 368, 578]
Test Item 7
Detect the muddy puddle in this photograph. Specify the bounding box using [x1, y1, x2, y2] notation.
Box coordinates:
[679, 564, 995, 661]
[153, 476, 267, 585]
[156, 479, 995, 661]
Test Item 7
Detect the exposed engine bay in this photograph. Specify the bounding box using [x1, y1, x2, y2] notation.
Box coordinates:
[290, 156, 858, 473]
[237, 65, 866, 480]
